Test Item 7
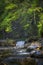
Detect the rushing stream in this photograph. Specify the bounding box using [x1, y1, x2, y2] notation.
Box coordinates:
[0, 41, 43, 65]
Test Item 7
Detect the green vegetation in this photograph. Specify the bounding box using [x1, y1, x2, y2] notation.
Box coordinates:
[0, 0, 43, 39]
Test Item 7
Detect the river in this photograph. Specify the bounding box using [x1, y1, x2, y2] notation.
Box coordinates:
[0, 41, 43, 65]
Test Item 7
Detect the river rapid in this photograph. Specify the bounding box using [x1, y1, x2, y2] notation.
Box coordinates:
[0, 41, 43, 65]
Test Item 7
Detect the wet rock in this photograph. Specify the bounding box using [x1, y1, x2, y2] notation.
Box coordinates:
[31, 50, 43, 58]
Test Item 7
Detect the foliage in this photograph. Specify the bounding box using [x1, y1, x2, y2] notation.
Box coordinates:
[0, 0, 43, 38]
[37, 13, 43, 37]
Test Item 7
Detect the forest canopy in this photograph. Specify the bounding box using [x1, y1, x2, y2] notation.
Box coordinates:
[0, 0, 43, 39]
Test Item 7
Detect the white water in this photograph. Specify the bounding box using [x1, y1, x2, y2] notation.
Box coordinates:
[16, 41, 25, 48]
